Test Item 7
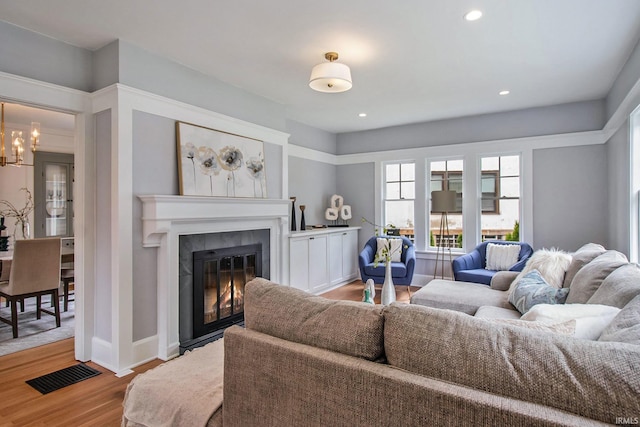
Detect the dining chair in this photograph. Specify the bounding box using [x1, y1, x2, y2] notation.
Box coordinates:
[60, 253, 74, 312]
[0, 237, 62, 338]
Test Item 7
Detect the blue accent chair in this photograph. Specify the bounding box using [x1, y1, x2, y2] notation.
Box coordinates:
[359, 236, 416, 285]
[452, 240, 533, 285]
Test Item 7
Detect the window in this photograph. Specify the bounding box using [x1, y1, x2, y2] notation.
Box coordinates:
[481, 155, 520, 241]
[430, 159, 463, 248]
[383, 162, 415, 239]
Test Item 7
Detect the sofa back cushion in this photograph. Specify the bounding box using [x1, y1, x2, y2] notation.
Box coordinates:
[566, 251, 628, 304]
[598, 294, 640, 345]
[563, 246, 607, 288]
[243, 278, 385, 360]
[383, 303, 640, 424]
[587, 263, 640, 309]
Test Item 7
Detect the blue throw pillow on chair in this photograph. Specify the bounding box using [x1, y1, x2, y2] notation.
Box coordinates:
[509, 270, 569, 314]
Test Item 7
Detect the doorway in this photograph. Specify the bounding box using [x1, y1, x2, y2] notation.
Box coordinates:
[0, 102, 78, 355]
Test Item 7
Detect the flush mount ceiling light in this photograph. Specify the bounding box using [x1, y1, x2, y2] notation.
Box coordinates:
[309, 52, 352, 93]
[499, 90, 510, 95]
[464, 10, 483, 21]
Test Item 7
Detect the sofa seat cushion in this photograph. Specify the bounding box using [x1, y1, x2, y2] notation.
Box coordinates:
[383, 303, 640, 424]
[587, 263, 640, 309]
[474, 305, 521, 319]
[362, 262, 407, 278]
[243, 278, 385, 361]
[453, 269, 495, 285]
[410, 279, 512, 315]
[566, 250, 628, 304]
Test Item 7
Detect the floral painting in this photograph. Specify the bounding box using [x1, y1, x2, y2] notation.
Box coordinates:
[176, 121, 267, 198]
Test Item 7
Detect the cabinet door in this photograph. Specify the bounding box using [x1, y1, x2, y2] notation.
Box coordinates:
[342, 230, 359, 279]
[289, 238, 309, 291]
[34, 152, 74, 238]
[329, 233, 344, 285]
[308, 235, 328, 291]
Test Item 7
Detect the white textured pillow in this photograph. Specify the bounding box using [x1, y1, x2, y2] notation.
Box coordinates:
[520, 303, 621, 340]
[485, 243, 520, 271]
[376, 238, 402, 262]
[509, 248, 572, 291]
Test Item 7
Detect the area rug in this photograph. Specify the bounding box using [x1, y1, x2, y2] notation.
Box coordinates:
[26, 363, 101, 394]
[0, 298, 74, 356]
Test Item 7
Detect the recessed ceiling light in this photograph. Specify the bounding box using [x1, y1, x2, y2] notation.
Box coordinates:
[464, 10, 483, 21]
[358, 113, 367, 117]
[499, 90, 510, 96]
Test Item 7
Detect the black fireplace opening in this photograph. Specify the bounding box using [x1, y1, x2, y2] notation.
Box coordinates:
[191, 243, 261, 343]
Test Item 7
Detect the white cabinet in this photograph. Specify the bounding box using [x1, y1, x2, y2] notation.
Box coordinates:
[289, 227, 360, 294]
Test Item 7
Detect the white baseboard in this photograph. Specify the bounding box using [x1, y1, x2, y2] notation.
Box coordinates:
[90, 336, 117, 373]
[131, 334, 160, 368]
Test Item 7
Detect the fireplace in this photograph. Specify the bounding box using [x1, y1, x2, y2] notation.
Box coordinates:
[192, 244, 261, 340]
[139, 195, 290, 360]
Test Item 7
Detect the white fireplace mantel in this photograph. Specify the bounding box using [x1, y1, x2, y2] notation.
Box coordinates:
[138, 195, 291, 360]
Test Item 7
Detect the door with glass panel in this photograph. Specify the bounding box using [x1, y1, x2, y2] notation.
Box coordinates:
[34, 152, 74, 238]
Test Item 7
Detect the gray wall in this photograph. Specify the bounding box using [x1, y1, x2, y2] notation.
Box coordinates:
[94, 110, 112, 341]
[286, 119, 337, 154]
[0, 20, 93, 92]
[118, 41, 286, 132]
[288, 156, 337, 227]
[337, 163, 375, 251]
[131, 111, 178, 340]
[131, 111, 283, 340]
[336, 100, 605, 155]
[606, 37, 640, 120]
[532, 145, 608, 251]
[92, 40, 120, 91]
[606, 122, 631, 254]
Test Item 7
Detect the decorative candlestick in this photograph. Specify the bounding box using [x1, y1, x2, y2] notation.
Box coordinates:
[300, 205, 306, 230]
[290, 197, 297, 231]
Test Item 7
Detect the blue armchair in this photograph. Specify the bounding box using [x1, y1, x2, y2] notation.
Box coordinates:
[452, 241, 533, 285]
[359, 236, 416, 285]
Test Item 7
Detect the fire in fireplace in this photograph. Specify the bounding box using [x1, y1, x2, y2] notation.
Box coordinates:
[192, 244, 262, 340]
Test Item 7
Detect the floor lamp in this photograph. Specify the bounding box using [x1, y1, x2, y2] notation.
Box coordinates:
[432, 190, 456, 279]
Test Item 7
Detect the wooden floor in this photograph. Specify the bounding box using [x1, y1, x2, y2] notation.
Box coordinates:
[0, 281, 415, 426]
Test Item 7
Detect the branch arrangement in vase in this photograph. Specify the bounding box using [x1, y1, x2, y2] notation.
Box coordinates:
[0, 187, 34, 239]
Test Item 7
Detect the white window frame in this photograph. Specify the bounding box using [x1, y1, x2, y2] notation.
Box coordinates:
[382, 160, 416, 235]
[427, 157, 465, 252]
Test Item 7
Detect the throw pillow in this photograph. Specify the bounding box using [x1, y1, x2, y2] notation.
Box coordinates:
[509, 270, 569, 314]
[485, 243, 520, 271]
[488, 318, 576, 336]
[509, 248, 572, 294]
[565, 250, 628, 304]
[376, 237, 402, 263]
[521, 303, 621, 340]
[598, 294, 640, 345]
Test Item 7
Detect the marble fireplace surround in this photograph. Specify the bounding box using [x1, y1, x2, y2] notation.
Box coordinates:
[139, 195, 290, 360]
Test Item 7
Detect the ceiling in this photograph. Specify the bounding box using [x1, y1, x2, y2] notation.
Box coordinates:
[1, 0, 640, 134]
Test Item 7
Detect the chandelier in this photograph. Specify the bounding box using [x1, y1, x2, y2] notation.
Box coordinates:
[1, 102, 39, 167]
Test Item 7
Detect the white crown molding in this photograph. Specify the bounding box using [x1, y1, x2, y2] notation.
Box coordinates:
[92, 84, 290, 146]
[289, 129, 607, 166]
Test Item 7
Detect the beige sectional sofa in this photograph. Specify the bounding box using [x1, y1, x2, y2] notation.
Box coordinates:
[223, 260, 640, 426]
[125, 243, 639, 426]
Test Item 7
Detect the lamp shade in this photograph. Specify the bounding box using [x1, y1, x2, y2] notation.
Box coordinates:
[431, 190, 456, 213]
[309, 61, 352, 93]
